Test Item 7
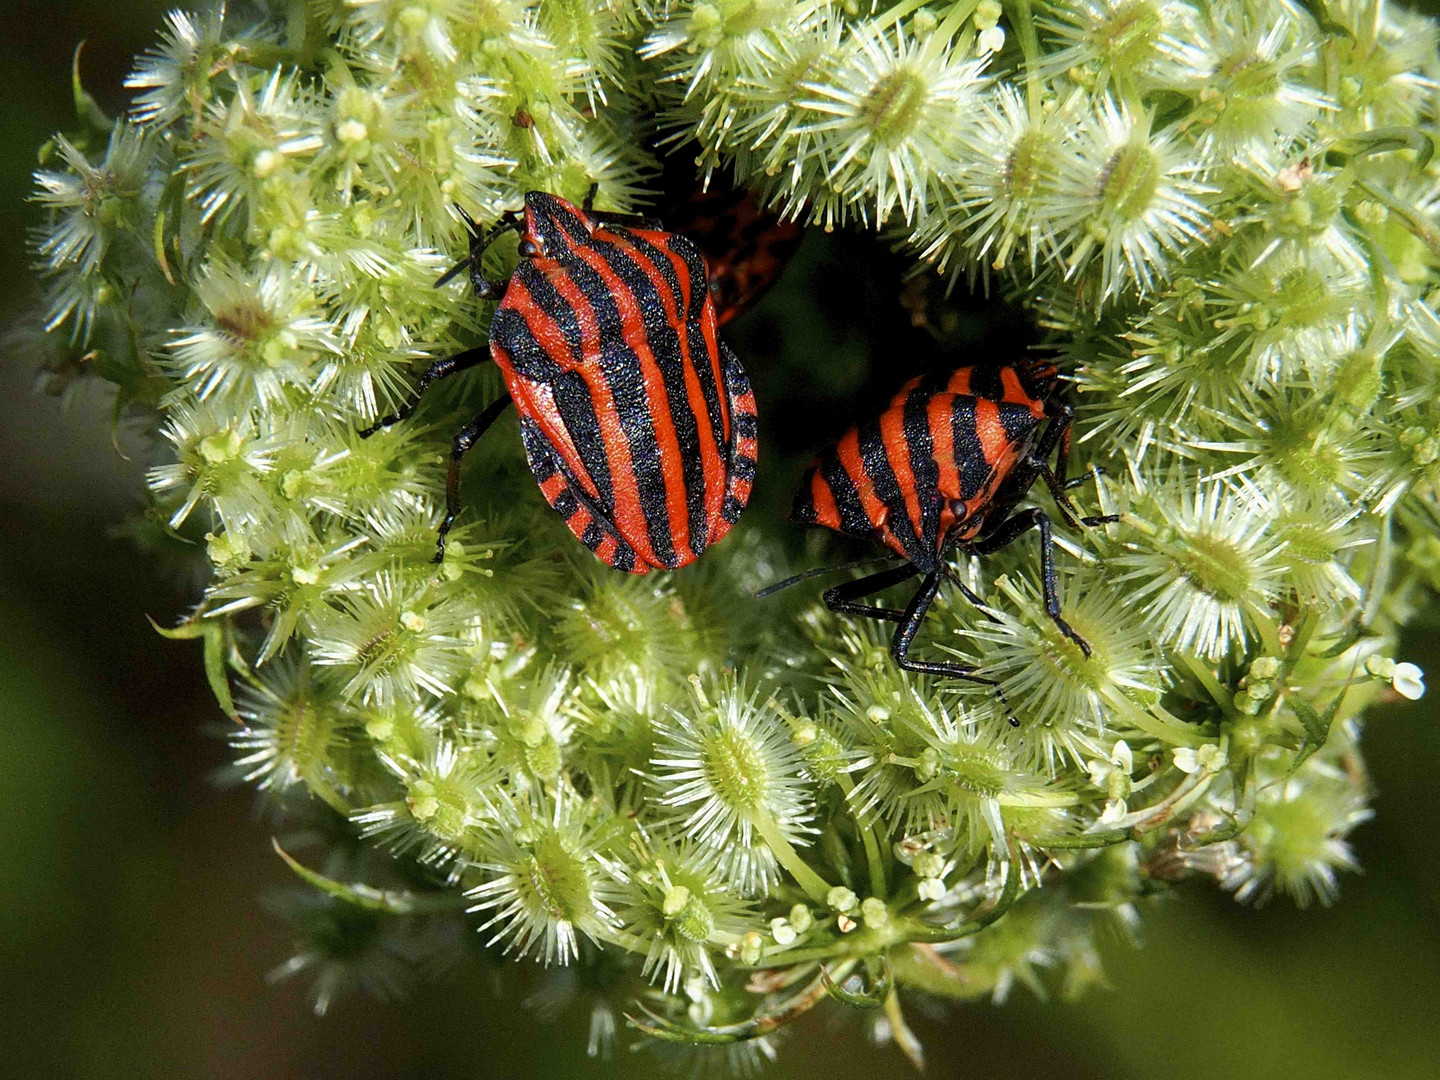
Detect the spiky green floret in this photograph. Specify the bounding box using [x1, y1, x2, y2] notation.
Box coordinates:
[648, 678, 815, 896]
[466, 782, 624, 964]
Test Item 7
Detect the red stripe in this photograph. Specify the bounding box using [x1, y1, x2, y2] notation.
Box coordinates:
[542, 262, 660, 567]
[879, 401, 923, 542]
[974, 398, 1007, 467]
[654, 241, 729, 533]
[497, 278, 604, 504]
[1000, 366, 1046, 418]
[613, 234, 728, 555]
[835, 428, 894, 549]
[570, 242, 694, 563]
[809, 470, 840, 531]
[928, 392, 960, 544]
[946, 368, 973, 395]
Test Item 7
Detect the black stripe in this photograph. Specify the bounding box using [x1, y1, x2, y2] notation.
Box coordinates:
[490, 262, 583, 381]
[555, 243, 680, 568]
[734, 412, 757, 440]
[587, 229, 711, 559]
[671, 234, 728, 447]
[902, 387, 942, 556]
[968, 366, 1004, 402]
[514, 262, 585, 367]
[856, 418, 925, 564]
[949, 397, 995, 500]
[490, 308, 564, 382]
[552, 371, 615, 508]
[731, 455, 757, 482]
[997, 400, 1040, 447]
[553, 488, 579, 519]
[791, 468, 819, 524]
[522, 425, 643, 571]
[722, 494, 745, 524]
[523, 421, 559, 482]
[820, 454, 875, 539]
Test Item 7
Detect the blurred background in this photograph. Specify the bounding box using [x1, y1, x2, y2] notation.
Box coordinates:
[3, 4, 1439, 1077]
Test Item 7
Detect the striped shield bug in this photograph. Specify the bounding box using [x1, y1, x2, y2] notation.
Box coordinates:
[362, 190, 758, 574]
[667, 185, 803, 326]
[777, 361, 1116, 699]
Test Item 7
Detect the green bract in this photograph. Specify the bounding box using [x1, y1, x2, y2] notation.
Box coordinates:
[23, 0, 1440, 1070]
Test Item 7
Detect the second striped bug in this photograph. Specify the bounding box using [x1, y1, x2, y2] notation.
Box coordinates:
[779, 361, 1116, 700]
[363, 190, 758, 574]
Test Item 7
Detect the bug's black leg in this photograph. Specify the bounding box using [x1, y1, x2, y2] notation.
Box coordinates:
[1029, 456, 1121, 531]
[890, 572, 1018, 723]
[971, 507, 1092, 657]
[1064, 466, 1107, 490]
[939, 563, 987, 611]
[580, 185, 665, 231]
[435, 394, 513, 563]
[359, 347, 491, 438]
[586, 208, 667, 232]
[822, 562, 924, 624]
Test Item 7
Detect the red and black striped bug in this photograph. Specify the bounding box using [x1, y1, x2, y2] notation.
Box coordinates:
[779, 360, 1116, 699]
[668, 185, 803, 327]
[362, 190, 758, 574]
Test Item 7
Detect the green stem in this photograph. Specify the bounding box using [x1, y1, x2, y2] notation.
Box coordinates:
[873, 0, 936, 32]
[1174, 651, 1240, 719]
[1009, 0, 1043, 115]
[750, 807, 834, 903]
[1100, 683, 1205, 746]
[836, 772, 889, 899]
[902, 852, 1021, 944]
[1356, 179, 1440, 259]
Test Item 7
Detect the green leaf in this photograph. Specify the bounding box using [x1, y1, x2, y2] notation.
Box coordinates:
[1331, 128, 1435, 172]
[272, 840, 469, 914]
[1289, 691, 1348, 771]
[821, 958, 891, 1009]
[71, 43, 112, 135]
[148, 615, 237, 720]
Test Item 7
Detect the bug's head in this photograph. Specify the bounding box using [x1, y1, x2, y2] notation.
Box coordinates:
[1014, 357, 1063, 401]
[520, 191, 590, 260]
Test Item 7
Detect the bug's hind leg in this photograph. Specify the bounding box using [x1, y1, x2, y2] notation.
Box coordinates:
[434, 394, 513, 563]
[580, 181, 664, 231]
[832, 563, 1019, 724]
[359, 347, 490, 438]
[970, 507, 1092, 657]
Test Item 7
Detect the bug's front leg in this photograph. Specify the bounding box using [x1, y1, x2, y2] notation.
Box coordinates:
[359, 347, 491, 438]
[822, 562, 923, 623]
[971, 507, 1093, 657]
[434, 393, 513, 563]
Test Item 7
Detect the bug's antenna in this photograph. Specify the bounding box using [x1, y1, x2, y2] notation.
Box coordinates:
[755, 556, 906, 599]
[434, 257, 473, 288]
[435, 207, 525, 287]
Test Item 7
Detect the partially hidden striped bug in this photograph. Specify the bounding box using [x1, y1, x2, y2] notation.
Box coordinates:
[781, 360, 1116, 697]
[668, 185, 803, 327]
[363, 190, 758, 574]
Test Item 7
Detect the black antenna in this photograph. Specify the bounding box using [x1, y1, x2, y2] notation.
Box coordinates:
[755, 555, 906, 599]
[434, 207, 524, 288]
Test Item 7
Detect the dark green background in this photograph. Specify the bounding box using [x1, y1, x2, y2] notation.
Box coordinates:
[3, 4, 1438, 1077]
